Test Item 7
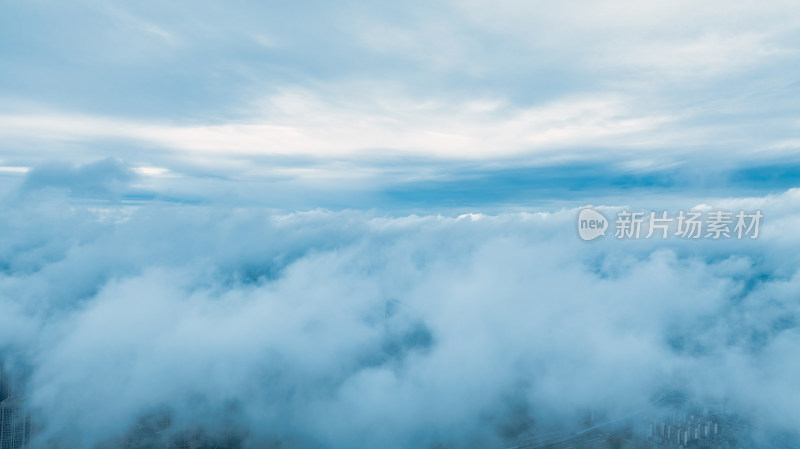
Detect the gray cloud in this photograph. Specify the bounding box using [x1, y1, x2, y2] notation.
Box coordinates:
[21, 158, 136, 200]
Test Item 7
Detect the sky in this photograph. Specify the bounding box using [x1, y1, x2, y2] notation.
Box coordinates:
[1, 0, 800, 208]
[1, 1, 800, 449]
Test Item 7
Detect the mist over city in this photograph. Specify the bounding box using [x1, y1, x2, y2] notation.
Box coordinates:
[2, 1, 800, 448]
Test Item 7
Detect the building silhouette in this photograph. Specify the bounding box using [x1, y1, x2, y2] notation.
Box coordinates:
[0, 360, 31, 449]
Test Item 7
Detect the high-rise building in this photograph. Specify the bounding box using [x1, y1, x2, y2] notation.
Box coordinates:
[0, 397, 31, 449]
[0, 360, 31, 449]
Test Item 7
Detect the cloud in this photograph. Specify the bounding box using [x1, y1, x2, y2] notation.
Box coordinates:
[454, 0, 800, 81]
[2, 1, 800, 446]
[21, 158, 136, 200]
[0, 186, 799, 448]
[0, 91, 673, 160]
[2, 0, 799, 167]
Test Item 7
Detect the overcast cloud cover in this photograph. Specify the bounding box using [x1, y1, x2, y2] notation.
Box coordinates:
[2, 0, 800, 202]
[1, 1, 800, 448]
[1, 186, 800, 448]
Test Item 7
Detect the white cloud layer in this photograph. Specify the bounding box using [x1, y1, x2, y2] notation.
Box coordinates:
[1, 187, 800, 448]
[0, 91, 674, 160]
